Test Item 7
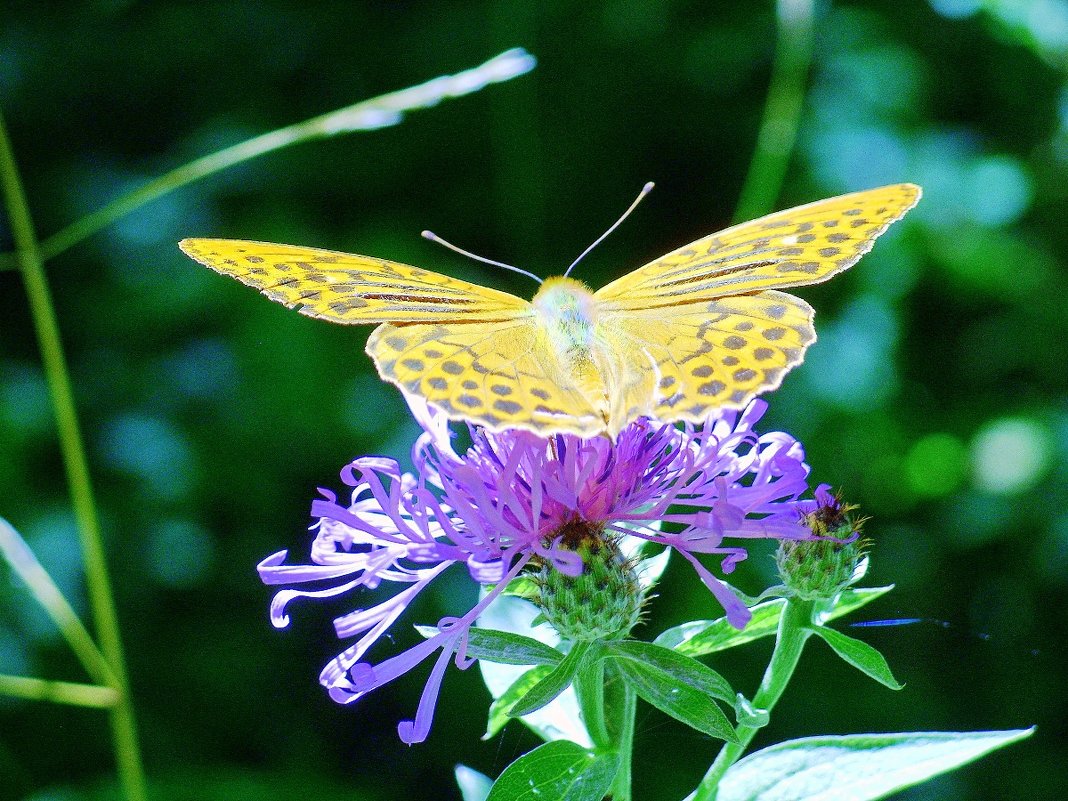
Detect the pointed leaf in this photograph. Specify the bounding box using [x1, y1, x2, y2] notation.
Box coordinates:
[613, 659, 737, 742]
[654, 599, 786, 656]
[508, 641, 596, 718]
[717, 729, 1035, 801]
[455, 764, 493, 801]
[606, 640, 734, 703]
[734, 693, 769, 729]
[502, 575, 540, 601]
[416, 625, 561, 667]
[465, 628, 564, 666]
[476, 593, 589, 746]
[484, 665, 554, 740]
[810, 626, 902, 690]
[655, 586, 894, 657]
[486, 740, 618, 801]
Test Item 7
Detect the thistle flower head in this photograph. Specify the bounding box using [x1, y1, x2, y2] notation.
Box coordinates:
[259, 398, 815, 743]
[534, 533, 644, 642]
[776, 484, 868, 601]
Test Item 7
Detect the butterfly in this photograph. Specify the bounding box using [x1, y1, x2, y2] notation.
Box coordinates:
[179, 183, 920, 438]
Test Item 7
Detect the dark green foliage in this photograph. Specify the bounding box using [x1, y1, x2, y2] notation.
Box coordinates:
[1, 2, 1066, 799]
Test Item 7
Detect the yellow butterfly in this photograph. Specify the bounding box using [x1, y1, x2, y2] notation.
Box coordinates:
[179, 183, 920, 438]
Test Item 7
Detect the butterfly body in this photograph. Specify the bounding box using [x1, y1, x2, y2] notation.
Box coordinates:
[180, 183, 920, 438]
[530, 276, 608, 415]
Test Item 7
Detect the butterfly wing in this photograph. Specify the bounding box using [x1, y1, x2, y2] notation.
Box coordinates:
[181, 239, 605, 433]
[594, 184, 920, 311]
[594, 291, 814, 435]
[179, 239, 530, 322]
[367, 320, 607, 435]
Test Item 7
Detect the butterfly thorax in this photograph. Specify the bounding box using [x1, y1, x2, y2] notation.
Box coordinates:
[532, 277, 599, 353]
[531, 276, 608, 418]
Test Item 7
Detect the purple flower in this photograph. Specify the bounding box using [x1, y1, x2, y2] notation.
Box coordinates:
[258, 398, 814, 743]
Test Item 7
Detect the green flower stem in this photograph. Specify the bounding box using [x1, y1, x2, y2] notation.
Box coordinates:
[691, 598, 817, 801]
[0, 518, 116, 687]
[572, 654, 636, 800]
[574, 652, 611, 748]
[605, 662, 637, 801]
[0, 674, 120, 708]
[0, 112, 147, 801]
[28, 48, 534, 264]
[732, 0, 816, 223]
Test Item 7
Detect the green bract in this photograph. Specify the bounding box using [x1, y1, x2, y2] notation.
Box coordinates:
[534, 535, 645, 642]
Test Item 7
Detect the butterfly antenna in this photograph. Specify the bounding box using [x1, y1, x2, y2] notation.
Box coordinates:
[421, 230, 543, 284]
[564, 181, 655, 278]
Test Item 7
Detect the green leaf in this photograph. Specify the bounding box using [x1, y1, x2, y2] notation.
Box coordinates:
[613, 658, 737, 742]
[818, 586, 896, 622]
[484, 665, 554, 740]
[606, 640, 734, 703]
[810, 626, 903, 690]
[455, 764, 493, 801]
[653, 599, 785, 656]
[716, 729, 1035, 801]
[486, 740, 618, 801]
[508, 641, 596, 718]
[476, 593, 590, 746]
[465, 628, 564, 666]
[655, 586, 894, 657]
[734, 693, 769, 729]
[415, 625, 561, 666]
[502, 575, 540, 601]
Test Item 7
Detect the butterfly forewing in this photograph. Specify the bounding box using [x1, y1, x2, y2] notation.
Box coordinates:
[179, 239, 530, 323]
[594, 183, 920, 311]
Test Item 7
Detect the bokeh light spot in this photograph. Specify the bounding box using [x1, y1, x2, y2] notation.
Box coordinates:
[962, 155, 1032, 227]
[803, 295, 899, 410]
[905, 433, 968, 497]
[0, 622, 32, 677]
[0, 362, 52, 438]
[98, 413, 195, 501]
[945, 490, 1014, 546]
[929, 0, 981, 19]
[971, 417, 1052, 495]
[13, 513, 86, 643]
[147, 519, 215, 588]
[158, 339, 236, 401]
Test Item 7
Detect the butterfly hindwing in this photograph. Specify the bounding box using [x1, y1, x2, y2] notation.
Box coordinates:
[366, 319, 607, 435]
[594, 184, 920, 311]
[595, 291, 814, 434]
[178, 239, 530, 323]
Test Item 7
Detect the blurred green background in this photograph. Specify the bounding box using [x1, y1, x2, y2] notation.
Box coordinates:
[2, 1, 1066, 799]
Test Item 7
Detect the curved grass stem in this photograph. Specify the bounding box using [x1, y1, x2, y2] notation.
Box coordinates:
[0, 111, 147, 801]
[732, 0, 817, 223]
[0, 675, 120, 708]
[0, 518, 116, 687]
[33, 48, 535, 264]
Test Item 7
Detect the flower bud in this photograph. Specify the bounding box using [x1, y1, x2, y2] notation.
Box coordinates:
[776, 485, 868, 601]
[534, 523, 644, 642]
